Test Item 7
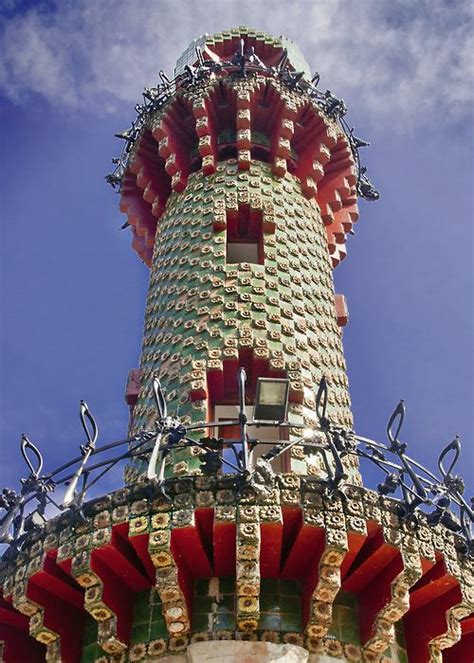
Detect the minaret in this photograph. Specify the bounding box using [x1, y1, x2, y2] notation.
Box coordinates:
[0, 27, 472, 663]
[120, 29, 366, 486]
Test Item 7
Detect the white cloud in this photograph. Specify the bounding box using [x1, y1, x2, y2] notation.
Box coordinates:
[0, 0, 472, 126]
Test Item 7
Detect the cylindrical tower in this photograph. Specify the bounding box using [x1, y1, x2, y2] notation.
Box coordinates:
[0, 26, 472, 663]
[121, 28, 361, 485]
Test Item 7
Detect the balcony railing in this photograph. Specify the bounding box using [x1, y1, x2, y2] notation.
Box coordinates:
[1, 369, 472, 561]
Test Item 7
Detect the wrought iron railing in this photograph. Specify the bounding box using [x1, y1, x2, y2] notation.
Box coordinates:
[106, 39, 379, 203]
[1, 369, 472, 561]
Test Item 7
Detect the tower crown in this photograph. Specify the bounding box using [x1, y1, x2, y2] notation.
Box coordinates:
[174, 27, 311, 79]
[112, 26, 378, 267]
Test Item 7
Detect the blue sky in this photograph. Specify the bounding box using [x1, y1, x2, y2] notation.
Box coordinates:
[1, 0, 473, 496]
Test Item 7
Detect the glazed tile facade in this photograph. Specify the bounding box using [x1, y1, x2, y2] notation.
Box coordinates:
[127, 160, 356, 483]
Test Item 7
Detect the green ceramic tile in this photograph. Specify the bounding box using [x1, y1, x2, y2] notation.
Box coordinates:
[81, 644, 101, 663]
[218, 577, 235, 594]
[281, 596, 300, 614]
[261, 578, 279, 593]
[133, 599, 151, 623]
[280, 612, 302, 632]
[150, 603, 165, 621]
[338, 605, 353, 622]
[260, 594, 281, 612]
[150, 608, 165, 628]
[194, 596, 214, 613]
[341, 620, 360, 645]
[193, 613, 210, 632]
[149, 619, 168, 639]
[336, 591, 356, 609]
[150, 592, 163, 606]
[279, 580, 300, 596]
[216, 595, 234, 612]
[395, 622, 407, 647]
[195, 579, 210, 596]
[82, 617, 98, 646]
[328, 627, 337, 640]
[331, 596, 359, 644]
[131, 623, 150, 644]
[214, 613, 236, 630]
[259, 613, 281, 630]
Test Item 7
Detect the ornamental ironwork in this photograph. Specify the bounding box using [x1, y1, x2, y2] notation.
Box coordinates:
[1, 369, 472, 562]
[106, 39, 379, 202]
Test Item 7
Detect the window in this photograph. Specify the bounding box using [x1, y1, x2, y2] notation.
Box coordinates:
[226, 205, 263, 264]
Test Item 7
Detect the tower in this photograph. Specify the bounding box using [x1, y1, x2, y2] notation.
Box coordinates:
[120, 30, 368, 487]
[0, 27, 472, 663]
